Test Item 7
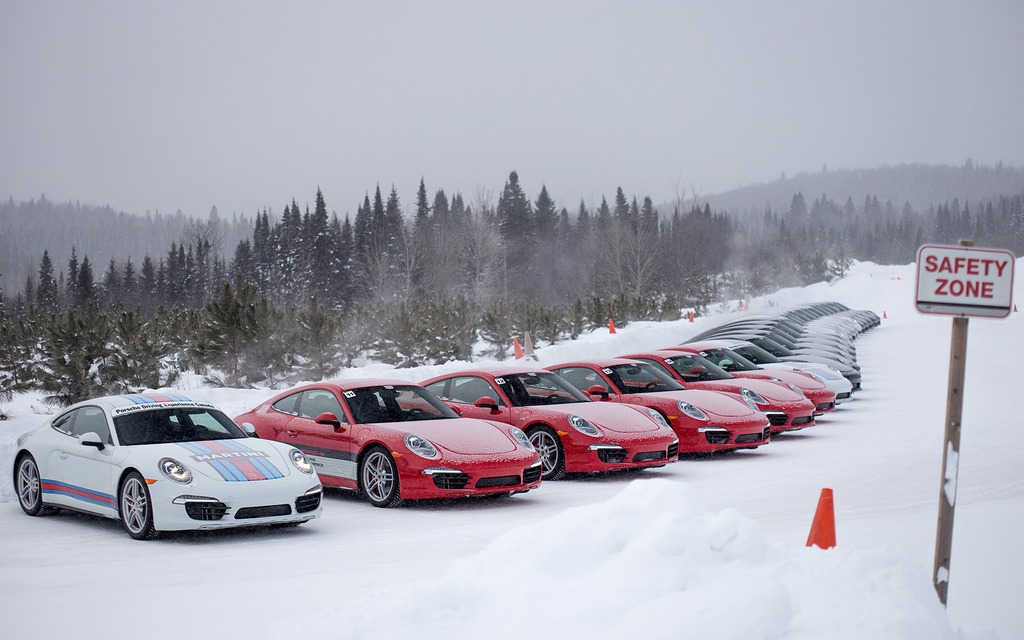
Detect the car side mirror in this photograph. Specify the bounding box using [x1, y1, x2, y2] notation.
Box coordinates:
[240, 422, 258, 437]
[474, 397, 500, 413]
[446, 402, 464, 416]
[78, 432, 105, 450]
[587, 385, 611, 400]
[315, 412, 344, 430]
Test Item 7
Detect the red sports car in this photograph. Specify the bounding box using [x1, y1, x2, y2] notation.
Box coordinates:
[619, 351, 817, 433]
[421, 366, 680, 480]
[667, 343, 837, 414]
[544, 359, 772, 453]
[235, 379, 542, 507]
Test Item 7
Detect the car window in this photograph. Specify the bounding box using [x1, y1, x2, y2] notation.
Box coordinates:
[609, 363, 681, 393]
[552, 367, 609, 393]
[422, 380, 449, 399]
[449, 376, 501, 405]
[297, 389, 347, 421]
[52, 412, 75, 436]
[71, 406, 113, 444]
[114, 407, 246, 445]
[272, 392, 300, 415]
[344, 385, 458, 423]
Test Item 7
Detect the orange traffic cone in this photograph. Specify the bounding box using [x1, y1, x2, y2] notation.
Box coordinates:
[806, 488, 836, 549]
[688, 310, 695, 323]
[513, 337, 524, 360]
[523, 331, 536, 359]
[883, 311, 887, 319]
[608, 318, 617, 334]
[1015, 304, 1019, 313]
[743, 295, 749, 312]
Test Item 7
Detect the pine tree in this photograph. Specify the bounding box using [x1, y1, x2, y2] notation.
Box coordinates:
[36, 250, 58, 313]
[38, 308, 112, 406]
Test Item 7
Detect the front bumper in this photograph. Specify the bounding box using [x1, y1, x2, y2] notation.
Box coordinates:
[151, 479, 323, 531]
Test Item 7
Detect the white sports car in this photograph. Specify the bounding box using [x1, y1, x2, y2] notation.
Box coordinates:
[12, 392, 323, 539]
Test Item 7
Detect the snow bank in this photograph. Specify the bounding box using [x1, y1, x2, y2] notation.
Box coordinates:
[344, 480, 955, 640]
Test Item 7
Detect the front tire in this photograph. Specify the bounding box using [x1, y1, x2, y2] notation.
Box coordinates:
[359, 446, 403, 508]
[119, 471, 158, 540]
[528, 425, 566, 480]
[14, 454, 48, 516]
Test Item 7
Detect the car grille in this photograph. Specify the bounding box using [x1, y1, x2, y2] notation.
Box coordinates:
[184, 501, 227, 521]
[632, 450, 666, 462]
[735, 431, 764, 443]
[836, 392, 851, 400]
[295, 492, 321, 514]
[235, 504, 292, 520]
[703, 430, 730, 445]
[475, 475, 520, 489]
[791, 416, 814, 426]
[667, 443, 678, 459]
[766, 413, 788, 426]
[596, 447, 627, 464]
[523, 466, 542, 484]
[816, 402, 835, 412]
[432, 473, 470, 490]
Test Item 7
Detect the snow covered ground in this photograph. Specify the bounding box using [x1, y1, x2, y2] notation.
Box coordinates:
[1, 259, 1021, 640]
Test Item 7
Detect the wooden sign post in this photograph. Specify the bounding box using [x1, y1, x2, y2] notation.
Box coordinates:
[915, 240, 1015, 606]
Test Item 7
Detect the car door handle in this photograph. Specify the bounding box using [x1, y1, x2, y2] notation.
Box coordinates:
[59, 450, 68, 460]
[286, 430, 298, 438]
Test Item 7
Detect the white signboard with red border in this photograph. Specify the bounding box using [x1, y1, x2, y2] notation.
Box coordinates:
[915, 244, 1015, 318]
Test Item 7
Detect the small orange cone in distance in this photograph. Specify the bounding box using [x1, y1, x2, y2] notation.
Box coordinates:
[608, 318, 617, 334]
[743, 295, 749, 312]
[1015, 304, 1019, 312]
[688, 310, 695, 323]
[513, 337, 524, 360]
[883, 311, 888, 319]
[806, 488, 836, 549]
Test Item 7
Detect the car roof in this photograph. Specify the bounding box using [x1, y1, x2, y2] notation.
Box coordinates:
[549, 357, 649, 368]
[64, 392, 215, 414]
[424, 365, 551, 381]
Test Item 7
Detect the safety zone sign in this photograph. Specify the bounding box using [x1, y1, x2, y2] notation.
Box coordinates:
[916, 244, 1015, 318]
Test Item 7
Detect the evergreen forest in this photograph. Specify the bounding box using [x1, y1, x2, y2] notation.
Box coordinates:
[2, 166, 1024, 408]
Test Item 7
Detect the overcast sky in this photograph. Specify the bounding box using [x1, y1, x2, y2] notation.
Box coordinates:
[2, 1, 1023, 220]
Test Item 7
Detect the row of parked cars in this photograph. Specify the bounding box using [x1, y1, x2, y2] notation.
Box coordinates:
[12, 302, 878, 539]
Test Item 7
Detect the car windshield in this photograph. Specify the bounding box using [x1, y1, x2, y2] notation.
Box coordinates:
[494, 372, 591, 406]
[695, 348, 761, 372]
[753, 337, 794, 356]
[607, 362, 685, 394]
[344, 385, 458, 423]
[661, 353, 733, 382]
[730, 343, 782, 365]
[114, 407, 247, 446]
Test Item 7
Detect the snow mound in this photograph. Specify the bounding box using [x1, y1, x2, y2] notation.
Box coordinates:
[346, 479, 956, 640]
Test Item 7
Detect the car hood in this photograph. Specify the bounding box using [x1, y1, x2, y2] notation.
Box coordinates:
[406, 418, 517, 455]
[662, 389, 763, 419]
[694, 379, 805, 403]
[148, 438, 294, 482]
[518, 402, 661, 434]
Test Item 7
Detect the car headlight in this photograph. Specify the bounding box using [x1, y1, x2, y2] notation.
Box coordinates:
[740, 387, 768, 406]
[786, 383, 805, 396]
[676, 401, 708, 421]
[805, 371, 827, 384]
[289, 448, 315, 474]
[159, 457, 193, 484]
[647, 408, 673, 428]
[404, 433, 440, 459]
[509, 427, 534, 450]
[567, 414, 601, 437]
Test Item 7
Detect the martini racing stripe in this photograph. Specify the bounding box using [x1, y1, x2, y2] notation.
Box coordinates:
[176, 440, 284, 482]
[40, 479, 117, 510]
